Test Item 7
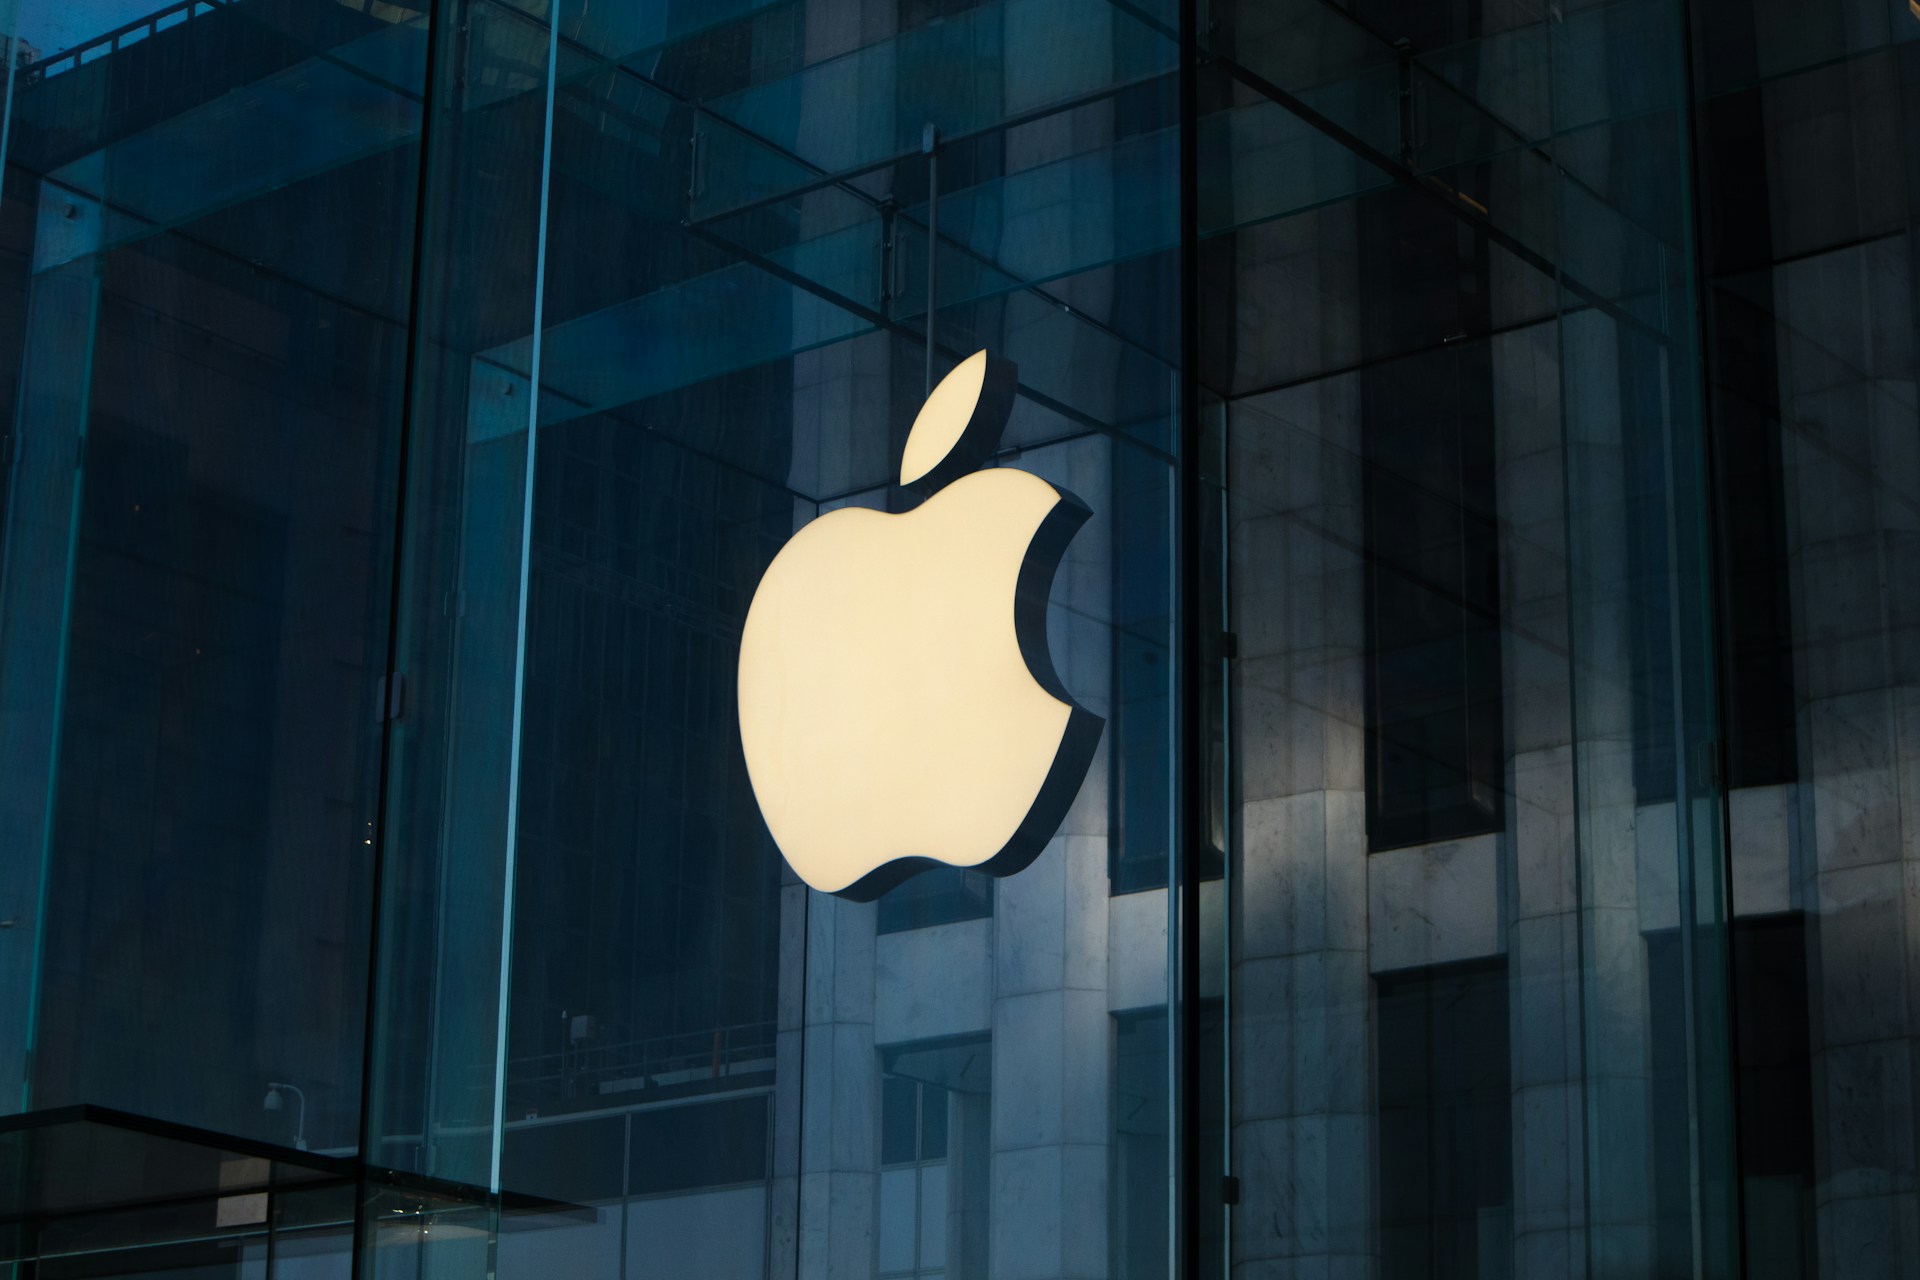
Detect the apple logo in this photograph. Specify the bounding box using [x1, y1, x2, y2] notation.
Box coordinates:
[737, 350, 1104, 900]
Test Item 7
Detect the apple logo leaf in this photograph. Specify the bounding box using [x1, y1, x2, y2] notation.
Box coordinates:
[899, 349, 1019, 496]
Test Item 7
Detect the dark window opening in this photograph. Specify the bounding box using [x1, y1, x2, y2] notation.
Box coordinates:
[1111, 1004, 1225, 1278]
[1650, 915, 1817, 1279]
[880, 1037, 991, 1279]
[1111, 1009, 1170, 1278]
[628, 1094, 771, 1197]
[1690, 44, 1797, 792]
[1358, 187, 1505, 851]
[1376, 960, 1513, 1280]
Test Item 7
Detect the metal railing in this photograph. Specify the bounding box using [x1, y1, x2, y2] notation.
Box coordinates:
[23, 0, 230, 80]
[504, 1020, 779, 1114]
[21, 0, 403, 80]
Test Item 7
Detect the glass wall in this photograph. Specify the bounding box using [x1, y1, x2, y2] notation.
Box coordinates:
[0, 0, 1185, 1276]
[1201, 0, 1920, 1277]
[1687, 3, 1920, 1275]
[2, 1, 1918, 1278]
[0, 0, 425, 1153]
[1201, 0, 1741, 1276]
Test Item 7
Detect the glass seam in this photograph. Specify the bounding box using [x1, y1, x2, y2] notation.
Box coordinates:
[491, 0, 563, 1198]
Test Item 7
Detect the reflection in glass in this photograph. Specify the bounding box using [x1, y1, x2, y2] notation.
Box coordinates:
[881, 1037, 987, 1280]
[8, 0, 1916, 1277]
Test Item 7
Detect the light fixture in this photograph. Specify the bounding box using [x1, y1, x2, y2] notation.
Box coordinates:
[263, 1081, 308, 1151]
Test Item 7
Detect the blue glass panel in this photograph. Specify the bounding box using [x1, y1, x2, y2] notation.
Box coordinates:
[0, 1, 427, 1148]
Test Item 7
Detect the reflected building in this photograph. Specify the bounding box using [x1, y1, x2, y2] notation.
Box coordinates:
[0, 1, 1916, 1279]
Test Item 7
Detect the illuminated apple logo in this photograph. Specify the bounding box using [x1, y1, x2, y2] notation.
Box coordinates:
[737, 351, 1104, 900]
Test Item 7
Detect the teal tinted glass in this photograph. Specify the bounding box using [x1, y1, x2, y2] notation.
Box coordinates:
[0, 0, 425, 1149]
[5, 0, 1918, 1277]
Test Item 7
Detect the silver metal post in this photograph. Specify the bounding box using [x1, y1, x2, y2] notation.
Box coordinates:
[923, 123, 939, 395]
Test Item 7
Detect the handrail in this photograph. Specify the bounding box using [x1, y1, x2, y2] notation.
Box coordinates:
[22, 0, 229, 79]
[20, 0, 392, 80]
[501, 1020, 780, 1109]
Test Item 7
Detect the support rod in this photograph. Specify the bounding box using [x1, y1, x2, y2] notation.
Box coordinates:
[923, 123, 939, 394]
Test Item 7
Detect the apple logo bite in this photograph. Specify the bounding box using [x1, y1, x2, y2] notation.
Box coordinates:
[737, 350, 1105, 901]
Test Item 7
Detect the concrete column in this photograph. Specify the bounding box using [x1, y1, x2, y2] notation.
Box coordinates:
[1228, 369, 1373, 1280]
[768, 878, 810, 1278]
[1774, 240, 1920, 1278]
[794, 893, 881, 1277]
[1492, 320, 1589, 1279]
[1557, 308, 1659, 1273]
[989, 428, 1115, 1280]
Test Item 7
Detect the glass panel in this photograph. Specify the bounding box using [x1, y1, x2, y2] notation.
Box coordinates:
[882, 1073, 919, 1166]
[39, 0, 1920, 1275]
[919, 1161, 949, 1268]
[1687, 1, 1920, 1275]
[358, 3, 1181, 1276]
[921, 1083, 948, 1162]
[1208, 1, 1742, 1277]
[359, 0, 557, 1194]
[1110, 1008, 1168, 1278]
[1375, 962, 1512, 1279]
[0, 0, 425, 1149]
[878, 1167, 917, 1274]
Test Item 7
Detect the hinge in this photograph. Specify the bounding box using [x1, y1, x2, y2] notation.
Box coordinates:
[1220, 630, 1239, 660]
[1221, 1175, 1241, 1206]
[688, 120, 707, 201]
[378, 673, 407, 723]
[875, 200, 901, 313]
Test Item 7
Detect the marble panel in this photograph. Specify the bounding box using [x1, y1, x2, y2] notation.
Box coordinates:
[1812, 864, 1912, 1045]
[1510, 914, 1581, 1090]
[1818, 1036, 1917, 1189]
[993, 991, 1067, 1151]
[1728, 782, 1795, 916]
[1107, 887, 1169, 1011]
[1057, 1142, 1110, 1280]
[1511, 745, 1578, 920]
[1366, 833, 1503, 973]
[805, 894, 877, 1025]
[1239, 793, 1324, 960]
[1513, 1082, 1583, 1238]
[991, 1144, 1064, 1280]
[1806, 689, 1901, 870]
[1817, 1189, 1920, 1280]
[875, 916, 992, 1043]
[1230, 956, 1297, 1126]
[996, 839, 1069, 997]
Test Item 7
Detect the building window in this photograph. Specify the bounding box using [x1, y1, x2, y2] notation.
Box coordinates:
[1376, 960, 1513, 1279]
[1650, 915, 1816, 1278]
[1358, 188, 1505, 852]
[879, 1038, 990, 1279]
[1694, 67, 1798, 792]
[1110, 1004, 1224, 1276]
[1111, 1009, 1169, 1277]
